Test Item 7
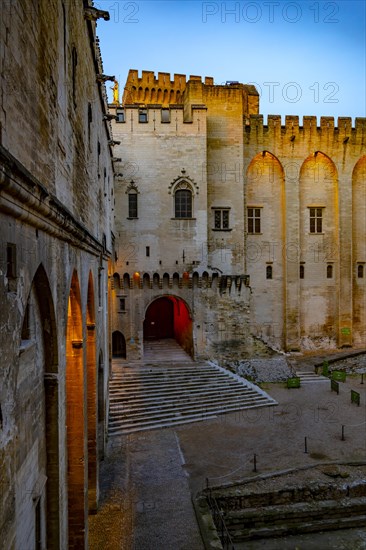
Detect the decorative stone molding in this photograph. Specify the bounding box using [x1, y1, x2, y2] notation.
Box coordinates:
[168, 175, 199, 195]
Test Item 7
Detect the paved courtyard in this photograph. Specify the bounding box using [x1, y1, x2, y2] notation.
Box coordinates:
[89, 351, 366, 549]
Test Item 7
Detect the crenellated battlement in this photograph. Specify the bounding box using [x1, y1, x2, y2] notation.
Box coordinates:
[123, 69, 214, 105]
[246, 114, 366, 139]
[113, 271, 250, 292]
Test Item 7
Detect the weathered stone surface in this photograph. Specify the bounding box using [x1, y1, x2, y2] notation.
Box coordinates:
[109, 70, 366, 361]
[0, 1, 114, 547]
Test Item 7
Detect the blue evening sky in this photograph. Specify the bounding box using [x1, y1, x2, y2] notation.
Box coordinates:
[95, 0, 366, 122]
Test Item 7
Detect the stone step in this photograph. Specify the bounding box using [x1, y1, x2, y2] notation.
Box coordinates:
[225, 498, 366, 541]
[109, 378, 250, 395]
[108, 340, 276, 435]
[111, 380, 260, 395]
[110, 372, 232, 387]
[109, 401, 274, 435]
[143, 339, 193, 363]
[109, 394, 271, 420]
[295, 371, 330, 383]
[109, 389, 261, 410]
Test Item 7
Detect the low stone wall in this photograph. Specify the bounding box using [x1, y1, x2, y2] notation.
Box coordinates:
[224, 356, 295, 383]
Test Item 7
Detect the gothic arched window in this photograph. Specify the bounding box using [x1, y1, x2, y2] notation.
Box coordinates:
[175, 189, 192, 218]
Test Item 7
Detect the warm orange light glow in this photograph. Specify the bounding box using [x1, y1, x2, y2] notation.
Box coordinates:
[133, 271, 140, 279]
[183, 271, 189, 279]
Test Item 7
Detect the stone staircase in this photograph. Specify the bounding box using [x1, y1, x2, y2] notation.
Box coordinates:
[295, 371, 330, 384]
[108, 340, 277, 436]
[206, 469, 366, 543]
[144, 338, 194, 363]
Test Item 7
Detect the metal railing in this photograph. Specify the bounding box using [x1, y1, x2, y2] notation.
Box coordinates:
[207, 490, 235, 550]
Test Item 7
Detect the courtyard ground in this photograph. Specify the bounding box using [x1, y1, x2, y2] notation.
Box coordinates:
[89, 350, 366, 550]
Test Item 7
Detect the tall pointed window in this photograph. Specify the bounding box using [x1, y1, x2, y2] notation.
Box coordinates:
[126, 181, 139, 219]
[175, 189, 192, 218]
[128, 192, 138, 218]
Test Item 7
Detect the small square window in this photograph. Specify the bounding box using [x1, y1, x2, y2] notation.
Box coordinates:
[138, 109, 148, 123]
[116, 109, 125, 123]
[161, 109, 170, 123]
[213, 209, 230, 229]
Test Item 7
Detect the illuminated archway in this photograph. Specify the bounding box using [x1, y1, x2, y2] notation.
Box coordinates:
[299, 151, 339, 346]
[17, 264, 60, 549]
[66, 271, 85, 549]
[246, 151, 285, 348]
[143, 296, 193, 357]
[86, 272, 97, 513]
[352, 155, 366, 345]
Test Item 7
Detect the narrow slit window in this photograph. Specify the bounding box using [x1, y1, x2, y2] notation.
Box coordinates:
[21, 303, 30, 340]
[266, 265, 273, 280]
[358, 264, 364, 278]
[119, 298, 126, 311]
[327, 264, 333, 279]
[146, 246, 150, 257]
[300, 265, 304, 279]
[128, 193, 138, 218]
[6, 243, 16, 278]
[72, 46, 78, 108]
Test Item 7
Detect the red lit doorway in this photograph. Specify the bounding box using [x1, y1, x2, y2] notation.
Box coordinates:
[143, 296, 193, 356]
[144, 297, 174, 339]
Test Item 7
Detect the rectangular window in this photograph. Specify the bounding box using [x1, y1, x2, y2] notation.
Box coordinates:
[247, 208, 261, 234]
[119, 298, 126, 311]
[128, 194, 138, 218]
[138, 109, 148, 123]
[309, 207, 323, 233]
[213, 209, 230, 229]
[6, 243, 16, 278]
[146, 246, 150, 257]
[161, 109, 170, 123]
[116, 109, 125, 123]
[175, 189, 192, 218]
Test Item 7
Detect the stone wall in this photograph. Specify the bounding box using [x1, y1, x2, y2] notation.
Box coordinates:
[109, 73, 365, 356]
[0, 1, 114, 548]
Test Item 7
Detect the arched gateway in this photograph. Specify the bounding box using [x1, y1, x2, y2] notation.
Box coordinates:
[143, 296, 193, 357]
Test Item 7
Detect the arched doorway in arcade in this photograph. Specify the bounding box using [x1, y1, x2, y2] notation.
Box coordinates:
[143, 296, 193, 357]
[112, 330, 126, 358]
